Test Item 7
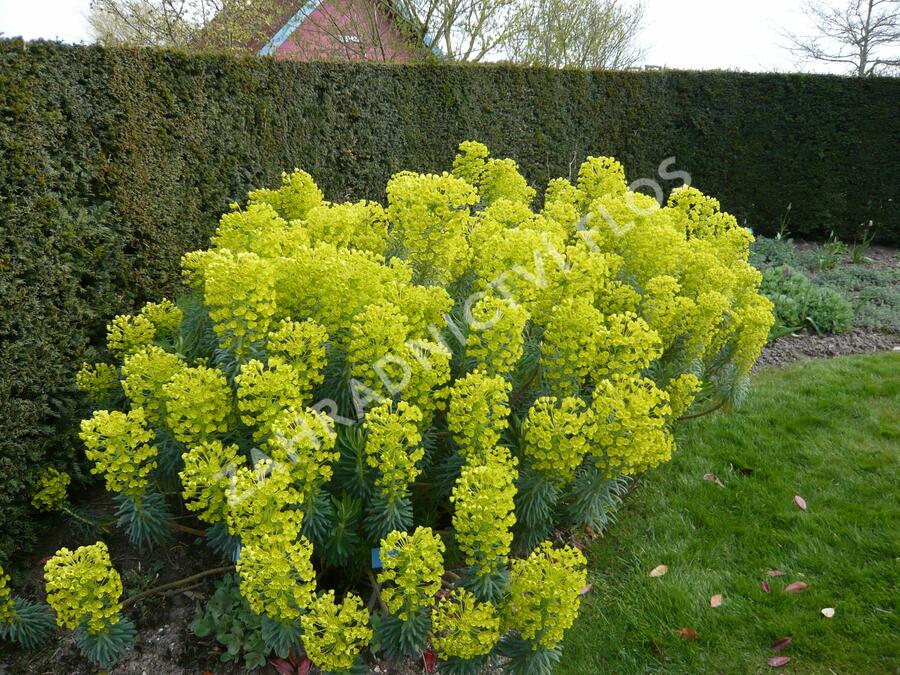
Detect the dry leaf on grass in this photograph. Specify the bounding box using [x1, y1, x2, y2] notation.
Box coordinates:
[676, 627, 699, 641]
[703, 472, 725, 487]
[580, 584, 592, 595]
[710, 594, 723, 608]
[821, 607, 835, 618]
[767, 569, 786, 577]
[794, 495, 807, 510]
[784, 581, 808, 593]
[768, 656, 791, 667]
[649, 564, 668, 577]
[771, 636, 793, 652]
[761, 581, 771, 593]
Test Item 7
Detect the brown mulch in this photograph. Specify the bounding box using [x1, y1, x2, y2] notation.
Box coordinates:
[754, 329, 900, 371]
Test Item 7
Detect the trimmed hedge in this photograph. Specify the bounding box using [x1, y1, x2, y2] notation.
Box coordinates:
[0, 38, 897, 564]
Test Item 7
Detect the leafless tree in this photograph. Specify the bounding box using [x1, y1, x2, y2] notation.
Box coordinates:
[505, 0, 645, 69]
[88, 0, 285, 51]
[786, 0, 900, 76]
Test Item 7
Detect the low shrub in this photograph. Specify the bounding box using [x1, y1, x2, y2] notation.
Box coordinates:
[760, 266, 854, 335]
[3, 143, 773, 672]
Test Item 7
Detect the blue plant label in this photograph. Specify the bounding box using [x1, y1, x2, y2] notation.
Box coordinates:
[371, 547, 382, 569]
[232, 543, 242, 563]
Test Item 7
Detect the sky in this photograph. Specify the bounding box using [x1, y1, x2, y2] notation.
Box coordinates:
[0, 0, 853, 74]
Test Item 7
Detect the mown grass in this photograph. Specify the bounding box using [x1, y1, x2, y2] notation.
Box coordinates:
[560, 354, 899, 674]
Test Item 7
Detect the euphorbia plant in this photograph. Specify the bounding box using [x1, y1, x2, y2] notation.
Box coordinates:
[23, 142, 772, 671]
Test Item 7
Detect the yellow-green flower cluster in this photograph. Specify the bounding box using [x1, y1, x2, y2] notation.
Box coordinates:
[236, 358, 307, 440]
[593, 312, 663, 378]
[386, 171, 476, 285]
[163, 366, 232, 444]
[212, 203, 308, 258]
[364, 401, 424, 504]
[121, 346, 184, 423]
[733, 293, 775, 373]
[451, 449, 518, 575]
[31, 467, 70, 512]
[301, 591, 372, 673]
[466, 295, 529, 378]
[347, 302, 409, 396]
[75, 362, 119, 402]
[504, 542, 587, 650]
[401, 340, 453, 428]
[180, 440, 245, 524]
[540, 296, 602, 396]
[431, 588, 501, 661]
[451, 141, 535, 206]
[448, 371, 511, 461]
[107, 314, 156, 357]
[44, 542, 123, 635]
[248, 168, 324, 221]
[203, 250, 277, 351]
[304, 200, 388, 255]
[665, 373, 702, 419]
[80, 408, 156, 498]
[0, 564, 15, 623]
[139, 298, 183, 338]
[377, 527, 445, 620]
[266, 407, 338, 503]
[226, 460, 304, 547]
[522, 396, 590, 482]
[237, 536, 316, 622]
[590, 374, 673, 475]
[577, 155, 627, 204]
[266, 318, 329, 392]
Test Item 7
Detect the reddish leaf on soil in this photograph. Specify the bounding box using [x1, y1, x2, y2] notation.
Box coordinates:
[821, 607, 835, 618]
[761, 581, 771, 593]
[771, 636, 793, 652]
[767, 569, 786, 577]
[703, 472, 725, 487]
[580, 583, 593, 595]
[423, 648, 437, 673]
[270, 662, 294, 675]
[794, 495, 807, 511]
[768, 656, 791, 667]
[649, 564, 668, 577]
[298, 656, 311, 675]
[784, 581, 808, 593]
[676, 627, 700, 641]
[710, 594, 723, 608]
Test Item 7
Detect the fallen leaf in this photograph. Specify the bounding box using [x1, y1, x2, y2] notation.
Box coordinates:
[794, 495, 807, 511]
[676, 627, 699, 641]
[761, 581, 771, 593]
[738, 467, 754, 476]
[703, 472, 725, 487]
[784, 581, 808, 593]
[821, 607, 835, 618]
[767, 569, 786, 577]
[710, 594, 723, 608]
[649, 564, 668, 578]
[579, 583, 593, 595]
[423, 648, 437, 673]
[298, 657, 311, 675]
[768, 656, 791, 667]
[270, 660, 294, 675]
[771, 636, 793, 652]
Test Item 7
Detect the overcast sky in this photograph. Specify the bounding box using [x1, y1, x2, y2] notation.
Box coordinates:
[0, 0, 853, 74]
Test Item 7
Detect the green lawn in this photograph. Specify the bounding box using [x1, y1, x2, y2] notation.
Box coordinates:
[560, 354, 899, 674]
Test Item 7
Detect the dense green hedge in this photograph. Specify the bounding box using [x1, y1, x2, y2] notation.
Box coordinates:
[0, 38, 897, 564]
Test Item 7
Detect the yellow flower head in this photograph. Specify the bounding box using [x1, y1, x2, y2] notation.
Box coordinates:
[301, 591, 372, 673]
[44, 542, 123, 635]
[431, 588, 501, 661]
[364, 400, 424, 504]
[447, 370, 511, 462]
[377, 527, 445, 620]
[523, 396, 591, 483]
[465, 295, 529, 378]
[266, 407, 338, 504]
[504, 542, 587, 650]
[237, 536, 316, 622]
[31, 467, 71, 512]
[180, 439, 246, 524]
[80, 408, 156, 498]
[107, 314, 156, 357]
[163, 366, 232, 444]
[235, 358, 308, 440]
[121, 346, 184, 424]
[226, 460, 304, 547]
[0, 564, 15, 623]
[75, 362, 119, 403]
[138, 298, 183, 337]
[248, 168, 324, 221]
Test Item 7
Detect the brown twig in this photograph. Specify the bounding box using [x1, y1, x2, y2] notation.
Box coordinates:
[366, 569, 389, 613]
[680, 399, 726, 420]
[122, 565, 234, 607]
[509, 370, 539, 408]
[172, 522, 207, 537]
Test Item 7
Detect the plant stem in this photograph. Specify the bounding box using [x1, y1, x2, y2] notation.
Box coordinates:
[62, 505, 107, 531]
[366, 569, 389, 613]
[509, 370, 539, 408]
[172, 522, 207, 537]
[122, 566, 234, 607]
[680, 399, 726, 420]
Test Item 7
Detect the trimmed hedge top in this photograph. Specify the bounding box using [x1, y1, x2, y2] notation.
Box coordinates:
[0, 38, 897, 564]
